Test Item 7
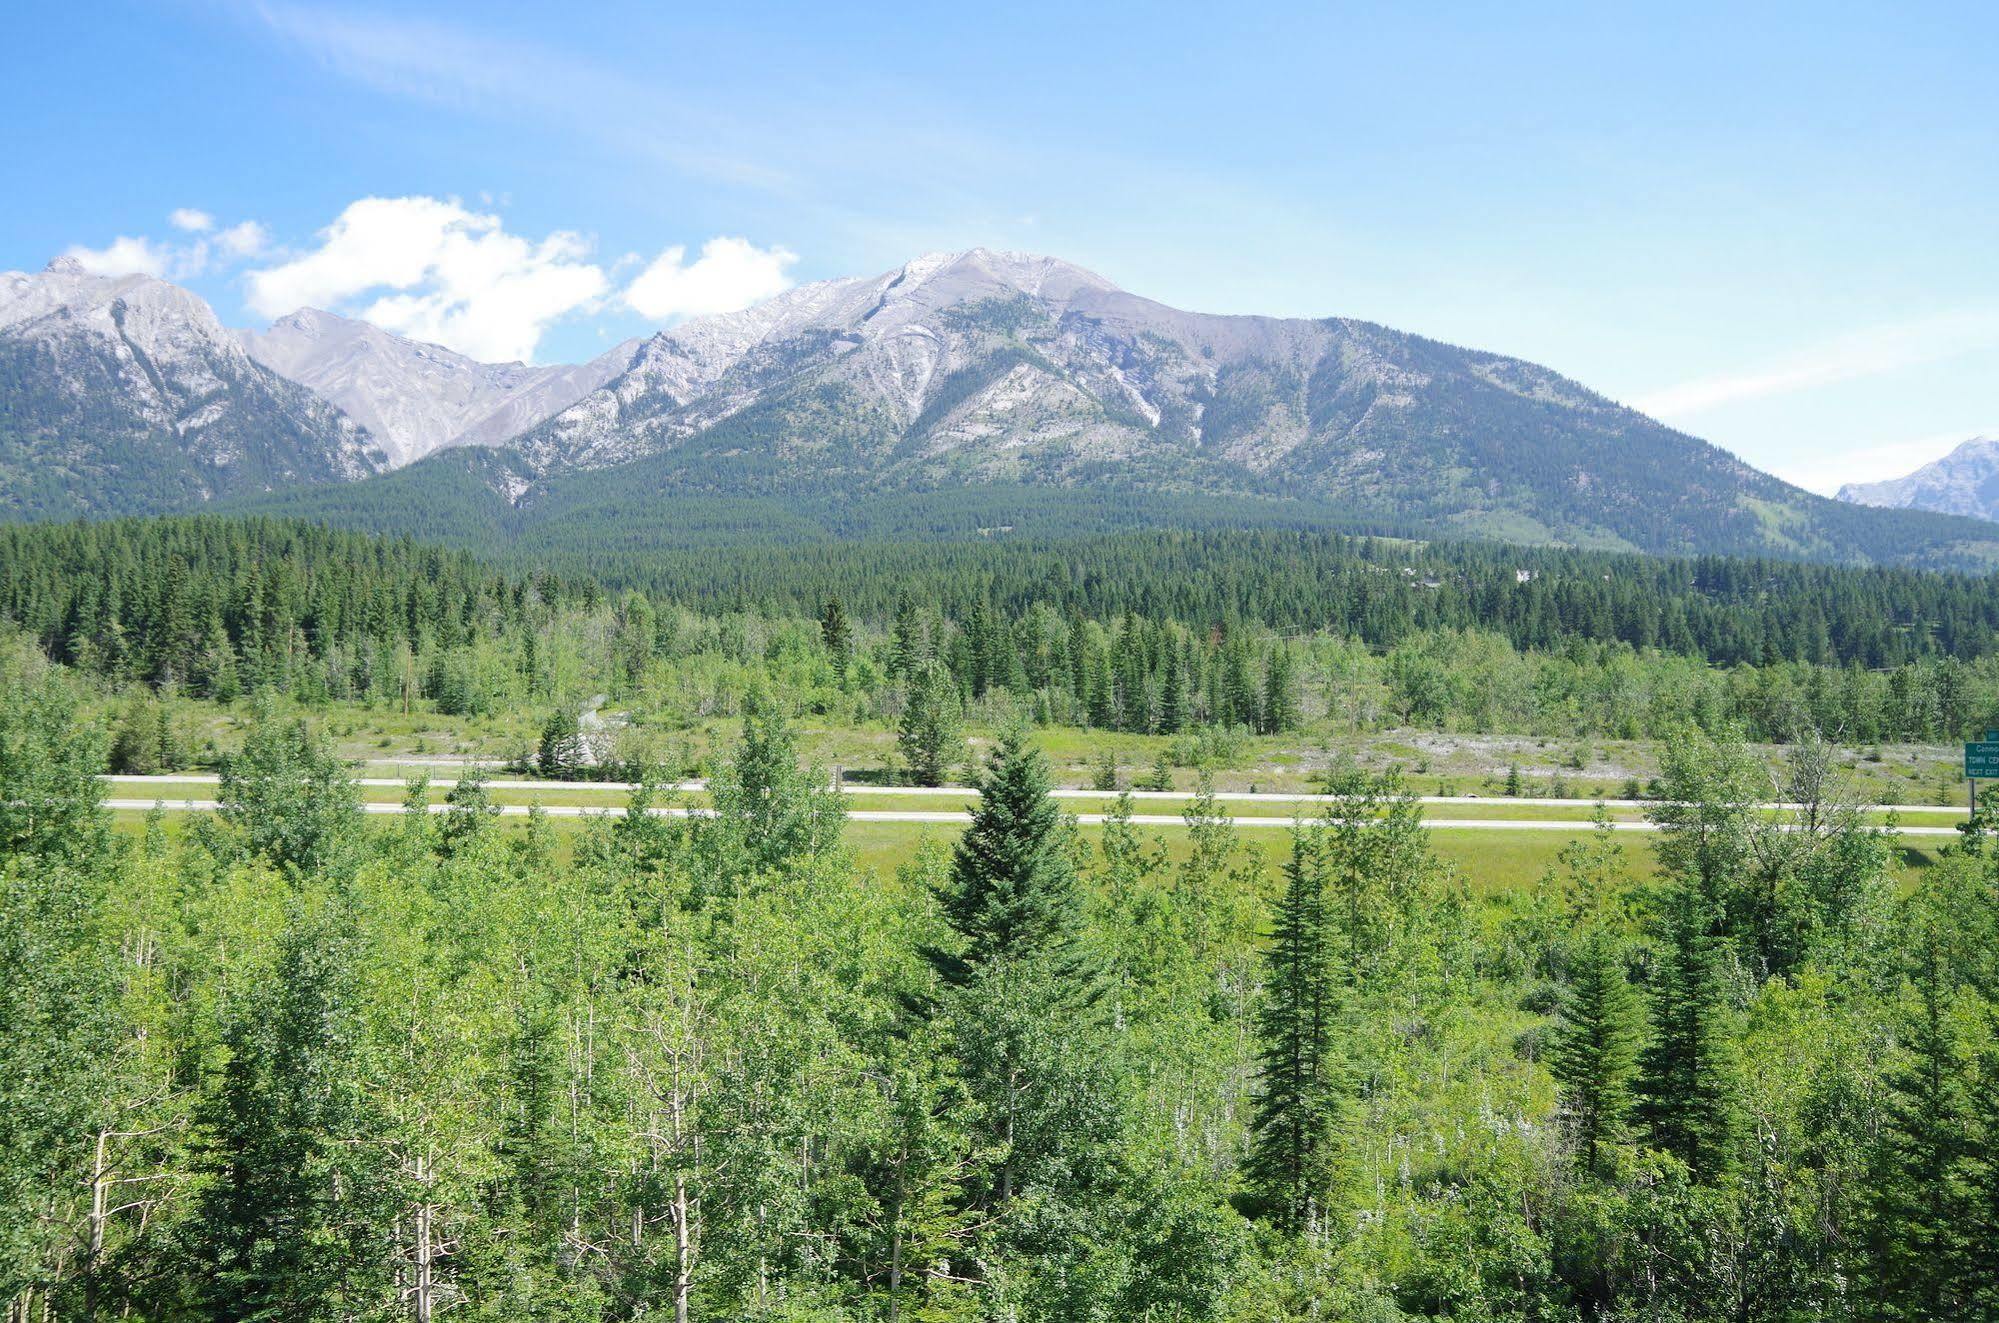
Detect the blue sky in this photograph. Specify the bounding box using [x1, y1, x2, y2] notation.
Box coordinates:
[6, 0, 1996, 492]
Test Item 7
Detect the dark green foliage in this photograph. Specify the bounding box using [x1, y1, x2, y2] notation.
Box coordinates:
[182, 895, 398, 1320]
[925, 724, 1120, 1236]
[1865, 871, 1986, 1317]
[106, 691, 189, 775]
[820, 595, 852, 682]
[12, 517, 1999, 749]
[535, 705, 583, 779]
[1638, 872, 1743, 1181]
[1550, 926, 1644, 1175]
[437, 767, 498, 858]
[929, 725, 1087, 987]
[1247, 830, 1342, 1232]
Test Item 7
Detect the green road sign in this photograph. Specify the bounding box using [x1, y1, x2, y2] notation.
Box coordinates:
[1968, 741, 1999, 779]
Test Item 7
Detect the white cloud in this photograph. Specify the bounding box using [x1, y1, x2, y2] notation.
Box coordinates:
[245, 196, 608, 362]
[624, 237, 797, 321]
[216, 220, 270, 259]
[63, 212, 270, 281]
[1633, 309, 1999, 419]
[63, 235, 173, 277]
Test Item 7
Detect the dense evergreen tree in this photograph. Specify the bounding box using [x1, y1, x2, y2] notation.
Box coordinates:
[1638, 869, 1743, 1181]
[183, 893, 397, 1320]
[1247, 829, 1342, 1232]
[821, 595, 852, 684]
[1550, 925, 1644, 1176]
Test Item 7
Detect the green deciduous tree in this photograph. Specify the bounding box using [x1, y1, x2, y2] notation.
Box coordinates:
[216, 706, 362, 877]
[0, 667, 108, 870]
[897, 657, 962, 788]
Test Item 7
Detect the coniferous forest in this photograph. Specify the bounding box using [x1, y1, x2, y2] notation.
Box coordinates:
[0, 514, 1997, 1320]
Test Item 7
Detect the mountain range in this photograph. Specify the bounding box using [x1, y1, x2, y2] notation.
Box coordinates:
[1838, 437, 1999, 524]
[235, 309, 637, 468]
[5, 248, 1997, 566]
[0, 256, 381, 517]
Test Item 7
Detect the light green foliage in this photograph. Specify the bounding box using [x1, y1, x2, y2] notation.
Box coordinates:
[702, 692, 846, 883]
[897, 656, 962, 787]
[216, 702, 363, 876]
[2, 566, 1998, 1319]
[0, 664, 108, 868]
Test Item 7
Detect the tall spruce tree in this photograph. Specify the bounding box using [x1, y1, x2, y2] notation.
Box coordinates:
[926, 724, 1107, 1214]
[820, 596, 852, 684]
[1866, 893, 1979, 1317]
[1247, 826, 1343, 1232]
[1550, 924, 1644, 1176]
[930, 724, 1086, 987]
[1637, 873, 1741, 1180]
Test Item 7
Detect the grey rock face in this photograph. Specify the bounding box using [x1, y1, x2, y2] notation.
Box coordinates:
[510, 247, 1790, 555]
[1837, 438, 1999, 521]
[0, 258, 384, 515]
[238, 308, 636, 468]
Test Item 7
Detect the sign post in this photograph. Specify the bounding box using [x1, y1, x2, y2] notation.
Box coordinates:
[1965, 730, 1999, 816]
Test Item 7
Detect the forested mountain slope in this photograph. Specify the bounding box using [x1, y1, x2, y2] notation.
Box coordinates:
[14, 246, 1999, 567]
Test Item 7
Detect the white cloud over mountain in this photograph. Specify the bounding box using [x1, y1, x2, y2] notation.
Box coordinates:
[63, 235, 175, 278]
[65, 210, 270, 280]
[624, 236, 797, 320]
[59, 195, 797, 364]
[244, 196, 609, 364]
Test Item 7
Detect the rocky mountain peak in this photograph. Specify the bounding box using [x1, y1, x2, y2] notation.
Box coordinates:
[1837, 436, 1999, 521]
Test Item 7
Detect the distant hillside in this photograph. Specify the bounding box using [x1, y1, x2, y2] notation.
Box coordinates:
[236, 308, 636, 467]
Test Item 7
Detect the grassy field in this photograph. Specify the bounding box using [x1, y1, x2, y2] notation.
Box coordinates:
[122, 694, 1975, 809]
[100, 693, 1970, 909]
[108, 795, 1957, 905]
